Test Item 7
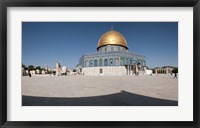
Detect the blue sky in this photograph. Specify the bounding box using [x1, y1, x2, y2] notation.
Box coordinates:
[22, 22, 178, 69]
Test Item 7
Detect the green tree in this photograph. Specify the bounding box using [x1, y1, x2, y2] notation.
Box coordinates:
[35, 66, 41, 74]
[172, 67, 178, 73]
[22, 64, 25, 68]
[22, 63, 26, 68]
[28, 65, 35, 71]
[35, 66, 41, 70]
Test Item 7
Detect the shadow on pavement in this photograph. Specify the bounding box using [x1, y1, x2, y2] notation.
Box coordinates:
[22, 90, 178, 106]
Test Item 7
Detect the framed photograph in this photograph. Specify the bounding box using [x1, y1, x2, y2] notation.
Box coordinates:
[0, 0, 199, 128]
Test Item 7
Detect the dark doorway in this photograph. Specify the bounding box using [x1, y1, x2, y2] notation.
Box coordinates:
[100, 68, 103, 73]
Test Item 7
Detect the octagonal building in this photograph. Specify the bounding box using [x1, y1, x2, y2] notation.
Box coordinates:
[77, 29, 147, 76]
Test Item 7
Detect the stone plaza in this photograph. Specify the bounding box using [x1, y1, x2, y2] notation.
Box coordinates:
[22, 74, 178, 106]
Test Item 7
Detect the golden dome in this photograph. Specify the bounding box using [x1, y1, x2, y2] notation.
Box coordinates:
[97, 30, 128, 49]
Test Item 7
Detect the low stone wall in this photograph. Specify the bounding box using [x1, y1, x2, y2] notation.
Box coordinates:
[82, 66, 127, 76]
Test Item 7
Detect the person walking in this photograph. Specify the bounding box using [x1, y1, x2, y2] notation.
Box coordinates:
[29, 73, 31, 77]
[174, 72, 177, 78]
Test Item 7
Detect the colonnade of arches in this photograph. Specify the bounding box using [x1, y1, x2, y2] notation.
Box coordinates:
[155, 68, 172, 74]
[84, 58, 146, 67]
[85, 58, 120, 67]
[156, 70, 167, 74]
[97, 45, 127, 52]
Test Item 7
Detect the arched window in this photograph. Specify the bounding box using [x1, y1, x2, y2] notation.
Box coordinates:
[137, 62, 141, 67]
[115, 58, 119, 66]
[110, 59, 113, 66]
[89, 60, 93, 67]
[118, 47, 120, 51]
[142, 61, 144, 66]
[132, 60, 136, 65]
[94, 60, 98, 67]
[104, 59, 108, 66]
[99, 59, 103, 66]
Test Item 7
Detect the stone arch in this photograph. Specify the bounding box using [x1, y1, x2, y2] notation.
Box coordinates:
[115, 58, 119, 66]
[89, 60, 93, 67]
[132, 60, 136, 65]
[118, 47, 120, 51]
[104, 59, 108, 66]
[137, 62, 141, 66]
[105, 47, 107, 51]
[99, 58, 103, 66]
[110, 58, 113, 66]
[141, 61, 144, 66]
[94, 60, 98, 67]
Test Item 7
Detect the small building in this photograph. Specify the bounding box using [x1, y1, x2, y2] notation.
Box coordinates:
[61, 66, 68, 75]
[154, 66, 174, 74]
[144, 67, 153, 75]
[30, 70, 36, 75]
[36, 69, 40, 74]
[41, 70, 46, 74]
